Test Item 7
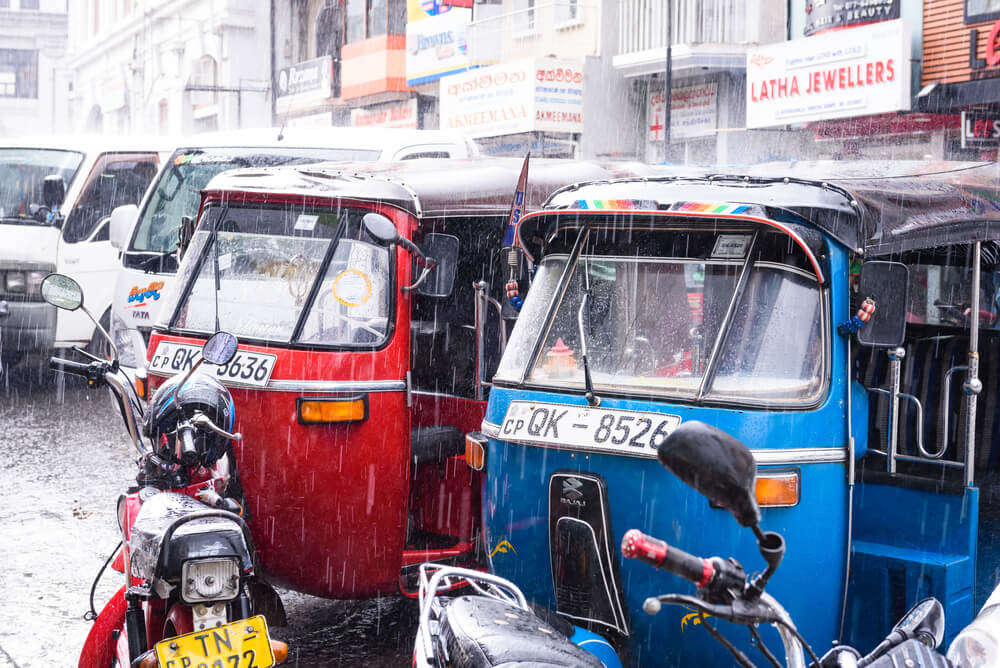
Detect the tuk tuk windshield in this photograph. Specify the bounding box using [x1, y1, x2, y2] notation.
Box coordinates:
[495, 224, 826, 406]
[0, 148, 84, 223]
[163, 202, 391, 347]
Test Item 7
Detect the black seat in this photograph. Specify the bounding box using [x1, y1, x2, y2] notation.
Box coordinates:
[411, 425, 465, 467]
[440, 595, 605, 667]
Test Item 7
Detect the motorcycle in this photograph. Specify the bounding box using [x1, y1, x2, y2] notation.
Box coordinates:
[39, 273, 287, 668]
[412, 420, 959, 667]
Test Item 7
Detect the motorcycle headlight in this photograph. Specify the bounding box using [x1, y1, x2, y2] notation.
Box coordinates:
[948, 628, 998, 667]
[181, 558, 240, 603]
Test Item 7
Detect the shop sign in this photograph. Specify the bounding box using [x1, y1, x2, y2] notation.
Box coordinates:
[746, 19, 910, 129]
[406, 9, 478, 86]
[439, 59, 584, 138]
[803, 0, 899, 36]
[276, 56, 333, 105]
[962, 113, 1000, 146]
[648, 82, 717, 142]
[350, 98, 418, 129]
[968, 18, 1000, 80]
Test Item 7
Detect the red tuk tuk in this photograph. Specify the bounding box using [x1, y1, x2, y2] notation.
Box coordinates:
[143, 158, 640, 601]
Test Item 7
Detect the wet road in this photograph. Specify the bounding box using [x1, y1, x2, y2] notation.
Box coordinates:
[0, 363, 416, 667]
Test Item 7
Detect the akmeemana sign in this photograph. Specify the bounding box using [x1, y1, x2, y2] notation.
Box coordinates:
[746, 19, 910, 129]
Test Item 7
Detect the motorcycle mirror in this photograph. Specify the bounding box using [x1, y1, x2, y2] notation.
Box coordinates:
[362, 213, 399, 246]
[657, 421, 761, 528]
[202, 331, 238, 365]
[40, 273, 84, 311]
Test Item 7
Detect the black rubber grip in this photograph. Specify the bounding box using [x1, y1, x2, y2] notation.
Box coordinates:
[621, 529, 712, 586]
[49, 357, 91, 377]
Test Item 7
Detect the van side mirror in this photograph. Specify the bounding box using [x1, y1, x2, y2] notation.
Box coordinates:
[109, 204, 139, 250]
[177, 215, 196, 261]
[415, 233, 459, 298]
[857, 261, 909, 348]
[43, 175, 66, 210]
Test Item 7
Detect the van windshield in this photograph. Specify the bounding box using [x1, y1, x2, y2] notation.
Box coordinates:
[0, 149, 83, 223]
[161, 202, 391, 347]
[128, 146, 381, 256]
[495, 224, 827, 406]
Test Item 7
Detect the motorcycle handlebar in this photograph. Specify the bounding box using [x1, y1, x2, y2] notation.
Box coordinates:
[622, 529, 713, 587]
[49, 357, 94, 379]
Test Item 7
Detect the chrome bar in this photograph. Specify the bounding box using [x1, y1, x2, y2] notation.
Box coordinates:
[894, 453, 966, 469]
[886, 347, 905, 474]
[966, 241, 983, 487]
[473, 280, 488, 401]
[940, 365, 969, 457]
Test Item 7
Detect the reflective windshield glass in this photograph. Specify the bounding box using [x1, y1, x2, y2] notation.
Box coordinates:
[906, 260, 1000, 330]
[129, 147, 382, 254]
[167, 203, 391, 346]
[496, 224, 826, 405]
[0, 149, 83, 222]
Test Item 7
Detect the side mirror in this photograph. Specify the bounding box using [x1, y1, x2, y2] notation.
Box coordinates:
[362, 213, 399, 246]
[43, 175, 66, 210]
[415, 233, 459, 298]
[40, 273, 84, 311]
[202, 331, 238, 365]
[177, 215, 196, 261]
[657, 421, 761, 528]
[857, 261, 909, 348]
[109, 204, 139, 251]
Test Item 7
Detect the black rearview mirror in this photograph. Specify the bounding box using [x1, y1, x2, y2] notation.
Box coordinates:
[40, 273, 84, 312]
[657, 421, 761, 528]
[43, 175, 66, 210]
[415, 233, 459, 298]
[857, 261, 909, 348]
[202, 331, 238, 365]
[362, 213, 399, 246]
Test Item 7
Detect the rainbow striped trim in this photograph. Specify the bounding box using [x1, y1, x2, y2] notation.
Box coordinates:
[573, 199, 658, 210]
[670, 201, 755, 215]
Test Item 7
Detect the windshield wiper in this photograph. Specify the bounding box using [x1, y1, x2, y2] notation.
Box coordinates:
[695, 230, 761, 402]
[135, 250, 177, 272]
[577, 289, 600, 407]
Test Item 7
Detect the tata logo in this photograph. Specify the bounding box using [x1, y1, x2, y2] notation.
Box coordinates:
[128, 281, 165, 305]
[560, 477, 586, 508]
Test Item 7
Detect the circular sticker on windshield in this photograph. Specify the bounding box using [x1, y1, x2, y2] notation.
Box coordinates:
[332, 269, 373, 307]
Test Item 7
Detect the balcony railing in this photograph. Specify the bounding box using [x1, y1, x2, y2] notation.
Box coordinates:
[618, 0, 783, 56]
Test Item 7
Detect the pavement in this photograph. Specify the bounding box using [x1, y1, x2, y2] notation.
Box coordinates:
[0, 363, 415, 667]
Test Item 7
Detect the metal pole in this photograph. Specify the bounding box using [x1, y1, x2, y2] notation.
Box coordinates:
[663, 0, 672, 159]
[887, 347, 905, 474]
[474, 281, 488, 401]
[965, 241, 983, 486]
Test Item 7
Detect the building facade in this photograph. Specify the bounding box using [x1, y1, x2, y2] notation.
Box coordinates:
[0, 0, 69, 137]
[64, 0, 271, 136]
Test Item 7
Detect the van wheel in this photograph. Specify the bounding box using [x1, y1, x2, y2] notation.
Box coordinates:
[86, 308, 112, 358]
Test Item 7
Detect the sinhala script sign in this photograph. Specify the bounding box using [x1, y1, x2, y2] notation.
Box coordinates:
[746, 19, 910, 129]
[439, 58, 584, 138]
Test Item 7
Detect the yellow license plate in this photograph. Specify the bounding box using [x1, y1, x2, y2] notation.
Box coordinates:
[155, 614, 274, 668]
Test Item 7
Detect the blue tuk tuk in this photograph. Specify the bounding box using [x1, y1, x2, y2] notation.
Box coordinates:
[470, 162, 1000, 666]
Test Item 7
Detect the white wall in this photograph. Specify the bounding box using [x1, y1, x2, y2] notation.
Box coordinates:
[0, 2, 68, 136]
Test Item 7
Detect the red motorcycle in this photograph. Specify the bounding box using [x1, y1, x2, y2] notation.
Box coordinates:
[39, 273, 288, 668]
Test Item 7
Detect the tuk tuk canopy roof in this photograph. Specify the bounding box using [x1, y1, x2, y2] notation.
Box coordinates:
[201, 157, 657, 219]
[539, 161, 1000, 257]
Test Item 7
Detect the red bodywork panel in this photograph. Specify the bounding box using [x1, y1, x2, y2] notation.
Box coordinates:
[78, 586, 126, 668]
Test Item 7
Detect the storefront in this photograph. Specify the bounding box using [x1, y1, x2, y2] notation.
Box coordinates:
[438, 58, 584, 157]
[274, 55, 339, 125]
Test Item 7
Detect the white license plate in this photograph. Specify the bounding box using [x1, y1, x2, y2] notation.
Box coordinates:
[149, 341, 277, 388]
[499, 401, 681, 458]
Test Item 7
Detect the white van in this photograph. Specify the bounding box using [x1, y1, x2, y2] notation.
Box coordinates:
[110, 126, 478, 376]
[0, 136, 174, 370]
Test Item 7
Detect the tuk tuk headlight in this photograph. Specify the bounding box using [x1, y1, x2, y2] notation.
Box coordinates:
[111, 311, 138, 368]
[181, 558, 240, 603]
[949, 602, 1000, 667]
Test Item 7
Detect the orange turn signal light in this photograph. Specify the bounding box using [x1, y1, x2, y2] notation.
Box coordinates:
[271, 639, 289, 663]
[755, 470, 800, 508]
[465, 432, 487, 471]
[138, 651, 159, 668]
[134, 371, 148, 401]
[297, 395, 368, 424]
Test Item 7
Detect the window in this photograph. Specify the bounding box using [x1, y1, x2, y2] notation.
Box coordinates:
[346, 0, 402, 42]
[967, 0, 1000, 22]
[346, 0, 365, 42]
[554, 0, 579, 26]
[0, 50, 37, 98]
[0, 0, 10, 8]
[62, 153, 160, 244]
[513, 0, 536, 34]
[189, 55, 218, 109]
[19, 0, 38, 9]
